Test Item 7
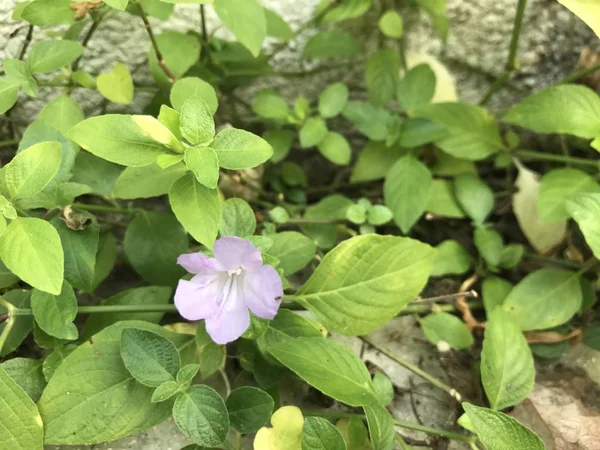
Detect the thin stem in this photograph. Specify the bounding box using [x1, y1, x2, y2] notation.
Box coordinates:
[523, 252, 581, 269]
[137, 4, 177, 83]
[359, 336, 464, 402]
[284, 218, 345, 225]
[219, 368, 231, 397]
[200, 5, 208, 42]
[402, 300, 482, 315]
[515, 149, 600, 168]
[18, 25, 34, 60]
[412, 290, 478, 304]
[396, 434, 413, 449]
[0, 317, 15, 355]
[0, 138, 20, 148]
[577, 257, 598, 276]
[559, 61, 600, 84]
[72, 19, 101, 71]
[71, 202, 141, 215]
[479, 0, 527, 105]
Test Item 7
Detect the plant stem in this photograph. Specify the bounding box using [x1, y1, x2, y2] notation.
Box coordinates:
[303, 410, 476, 443]
[523, 252, 582, 269]
[577, 257, 599, 276]
[219, 368, 231, 397]
[71, 202, 141, 215]
[0, 317, 15, 355]
[18, 25, 34, 60]
[412, 290, 478, 304]
[559, 61, 600, 84]
[137, 4, 177, 83]
[200, 5, 208, 42]
[515, 149, 600, 168]
[0, 138, 20, 148]
[72, 19, 101, 71]
[359, 336, 464, 402]
[284, 218, 345, 225]
[479, 0, 527, 105]
[396, 434, 413, 449]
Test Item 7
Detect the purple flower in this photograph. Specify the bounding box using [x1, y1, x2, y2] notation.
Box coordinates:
[174, 236, 283, 344]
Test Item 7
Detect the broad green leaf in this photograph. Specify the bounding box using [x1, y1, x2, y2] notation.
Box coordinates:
[454, 174, 494, 225]
[268, 232, 316, 276]
[263, 129, 294, 163]
[294, 235, 434, 335]
[302, 195, 353, 249]
[158, 105, 182, 140]
[0, 259, 19, 289]
[319, 83, 349, 119]
[124, 212, 187, 286]
[379, 10, 403, 38]
[255, 405, 304, 450]
[0, 218, 63, 295]
[320, 0, 373, 22]
[21, 0, 75, 26]
[114, 162, 187, 199]
[302, 416, 347, 450]
[503, 269, 581, 330]
[151, 380, 179, 403]
[482, 277, 513, 314]
[68, 115, 170, 166]
[415, 103, 503, 160]
[227, 386, 274, 434]
[265, 8, 294, 40]
[212, 128, 273, 169]
[170, 77, 218, 114]
[173, 385, 229, 446]
[149, 31, 201, 86]
[92, 232, 117, 290]
[474, 227, 504, 267]
[426, 179, 466, 218]
[184, 147, 219, 189]
[419, 312, 473, 349]
[372, 371, 394, 406]
[365, 49, 400, 106]
[177, 364, 201, 385]
[364, 403, 395, 450]
[343, 101, 391, 141]
[566, 193, 600, 259]
[82, 286, 172, 339]
[198, 342, 226, 379]
[53, 219, 98, 291]
[169, 173, 221, 248]
[31, 281, 78, 340]
[504, 84, 600, 138]
[481, 308, 534, 410]
[335, 417, 370, 450]
[71, 152, 122, 196]
[132, 115, 186, 153]
[396, 64, 436, 114]
[261, 308, 323, 350]
[346, 204, 366, 225]
[430, 240, 471, 276]
[538, 168, 600, 222]
[300, 117, 328, 148]
[180, 97, 215, 145]
[557, 0, 600, 37]
[384, 154, 433, 233]
[398, 118, 447, 148]
[513, 163, 567, 253]
[26, 40, 84, 74]
[42, 344, 77, 382]
[432, 148, 477, 176]
[0, 290, 34, 357]
[97, 62, 134, 105]
[38, 95, 84, 136]
[269, 337, 377, 406]
[0, 366, 44, 449]
[0, 78, 20, 114]
[4, 58, 37, 97]
[38, 321, 193, 444]
[303, 30, 360, 58]
[367, 205, 393, 226]
[214, 0, 266, 56]
[350, 141, 401, 183]
[3, 141, 61, 199]
[120, 328, 181, 387]
[463, 403, 544, 450]
[253, 89, 289, 121]
[317, 132, 351, 165]
[220, 198, 256, 237]
[1, 357, 45, 402]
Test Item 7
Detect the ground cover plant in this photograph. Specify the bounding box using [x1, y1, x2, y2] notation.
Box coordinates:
[1, 0, 600, 449]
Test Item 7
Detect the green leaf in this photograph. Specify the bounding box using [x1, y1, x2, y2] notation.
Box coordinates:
[92, 232, 117, 290]
[319, 83, 349, 119]
[263, 129, 294, 163]
[566, 193, 600, 259]
[320, 0, 373, 22]
[42, 344, 77, 382]
[0, 78, 20, 114]
[3, 141, 62, 199]
[302, 195, 353, 249]
[265, 8, 294, 40]
[379, 10, 403, 38]
[367, 205, 393, 226]
[365, 49, 400, 106]
[120, 328, 181, 387]
[124, 212, 187, 286]
[151, 380, 180, 403]
[71, 152, 122, 196]
[31, 281, 78, 340]
[170, 77, 218, 114]
[169, 173, 221, 248]
[158, 105, 182, 140]
[180, 97, 215, 145]
[0, 290, 34, 357]
[415, 103, 503, 160]
[300, 117, 328, 148]
[384, 154, 433, 233]
[149, 31, 201, 86]
[294, 235, 434, 335]
[173, 385, 230, 446]
[414, 0, 447, 39]
[21, 0, 75, 26]
[269, 337, 377, 406]
[1, 357, 45, 402]
[220, 198, 256, 237]
[71, 71, 96, 88]
[97, 62, 134, 105]
[0, 366, 44, 449]
[0, 218, 64, 295]
[463, 403, 544, 450]
[350, 141, 400, 183]
[213, 0, 266, 56]
[419, 312, 473, 349]
[372, 371, 394, 407]
[253, 89, 289, 121]
[481, 308, 534, 410]
[261, 308, 323, 350]
[53, 219, 99, 291]
[426, 179, 466, 218]
[38, 321, 193, 444]
[454, 174, 494, 225]
[499, 244, 524, 269]
[26, 40, 84, 74]
[396, 64, 436, 114]
[4, 59, 37, 97]
[336, 417, 370, 450]
[343, 101, 391, 141]
[226, 386, 274, 434]
[114, 162, 187, 199]
[38, 95, 84, 136]
[503, 269, 581, 331]
[212, 128, 273, 169]
[132, 115, 186, 153]
[474, 226, 504, 267]
[268, 232, 316, 276]
[317, 132, 351, 165]
[504, 84, 600, 138]
[198, 342, 226, 379]
[482, 277, 513, 314]
[364, 403, 395, 450]
[538, 168, 600, 222]
[302, 416, 347, 450]
[177, 363, 201, 385]
[82, 286, 172, 339]
[0, 259, 18, 289]
[303, 30, 360, 59]
[184, 146, 219, 189]
[399, 118, 447, 148]
[68, 115, 170, 166]
[430, 240, 471, 276]
[583, 322, 600, 350]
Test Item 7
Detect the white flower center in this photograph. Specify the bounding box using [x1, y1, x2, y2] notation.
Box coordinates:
[227, 267, 243, 276]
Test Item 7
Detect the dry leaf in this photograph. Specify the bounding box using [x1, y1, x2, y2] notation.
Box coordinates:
[405, 53, 458, 103]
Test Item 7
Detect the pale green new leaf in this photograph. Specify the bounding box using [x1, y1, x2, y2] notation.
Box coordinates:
[0, 78, 20, 114]
[114, 163, 187, 199]
[265, 8, 294, 40]
[566, 193, 600, 259]
[184, 146, 219, 189]
[97, 62, 134, 105]
[253, 89, 289, 121]
[426, 179, 466, 218]
[170, 77, 218, 114]
[268, 231, 316, 275]
[454, 174, 494, 225]
[31, 281, 78, 340]
[211, 128, 273, 169]
[482, 277, 513, 314]
[180, 97, 215, 145]
[148, 31, 200, 86]
[317, 132, 351, 165]
[26, 40, 84, 74]
[4, 59, 37, 97]
[319, 83, 349, 119]
[38, 95, 84, 136]
[419, 312, 474, 349]
[364, 403, 395, 450]
[300, 117, 328, 148]
[220, 198, 256, 237]
[372, 372, 394, 407]
[213, 0, 266, 57]
[379, 10, 403, 38]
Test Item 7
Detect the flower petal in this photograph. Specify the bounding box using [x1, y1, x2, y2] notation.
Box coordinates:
[243, 265, 283, 319]
[177, 252, 219, 274]
[205, 298, 250, 344]
[214, 236, 262, 271]
[174, 273, 225, 320]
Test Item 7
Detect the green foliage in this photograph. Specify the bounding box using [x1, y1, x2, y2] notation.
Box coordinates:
[431, 240, 471, 276]
[31, 281, 78, 340]
[211, 128, 273, 169]
[226, 386, 274, 434]
[302, 416, 347, 450]
[364, 403, 395, 450]
[454, 174, 494, 225]
[214, 0, 266, 57]
[26, 40, 84, 74]
[300, 118, 329, 148]
[97, 63, 134, 105]
[372, 371, 394, 406]
[268, 231, 316, 275]
[396, 64, 436, 114]
[1, 357, 45, 402]
[365, 49, 400, 106]
[419, 312, 474, 349]
[148, 31, 200, 86]
[220, 198, 257, 237]
[566, 193, 600, 258]
[303, 30, 361, 59]
[319, 83, 349, 119]
[538, 168, 600, 221]
[379, 10, 404, 38]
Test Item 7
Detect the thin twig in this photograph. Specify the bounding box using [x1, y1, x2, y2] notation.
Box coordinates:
[455, 274, 484, 331]
[515, 149, 600, 168]
[18, 25, 34, 60]
[72, 19, 101, 71]
[413, 290, 478, 304]
[0, 317, 15, 355]
[525, 328, 582, 344]
[200, 5, 208, 42]
[137, 4, 177, 83]
[559, 61, 600, 85]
